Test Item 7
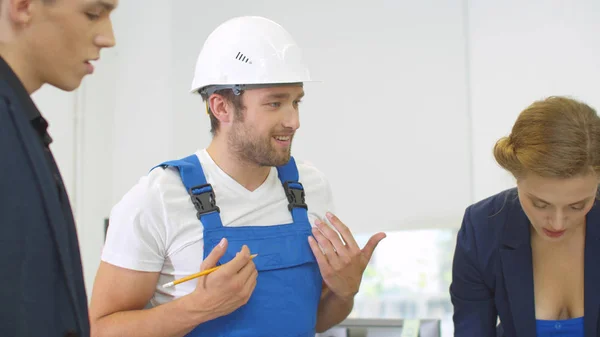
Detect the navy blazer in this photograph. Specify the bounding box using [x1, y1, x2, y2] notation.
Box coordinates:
[0, 58, 89, 336]
[450, 188, 600, 337]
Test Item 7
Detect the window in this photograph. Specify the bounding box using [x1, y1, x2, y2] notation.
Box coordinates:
[349, 229, 458, 337]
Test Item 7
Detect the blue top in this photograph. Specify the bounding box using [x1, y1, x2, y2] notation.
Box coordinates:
[450, 188, 600, 337]
[536, 317, 584, 337]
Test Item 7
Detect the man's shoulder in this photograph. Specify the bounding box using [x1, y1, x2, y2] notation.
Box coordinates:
[294, 158, 329, 189]
[0, 79, 14, 100]
[0, 83, 16, 118]
[0, 91, 31, 174]
[0, 78, 24, 110]
[147, 164, 186, 188]
[113, 164, 186, 211]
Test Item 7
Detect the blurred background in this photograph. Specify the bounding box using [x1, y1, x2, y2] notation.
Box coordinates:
[33, 1, 600, 335]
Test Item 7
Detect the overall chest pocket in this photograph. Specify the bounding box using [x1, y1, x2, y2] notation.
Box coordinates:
[205, 226, 318, 272]
[199, 226, 323, 337]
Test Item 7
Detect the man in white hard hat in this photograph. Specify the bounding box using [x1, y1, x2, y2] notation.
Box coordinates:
[90, 16, 385, 337]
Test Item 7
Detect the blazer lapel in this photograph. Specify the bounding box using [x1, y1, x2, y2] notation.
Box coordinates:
[499, 198, 537, 337]
[9, 99, 86, 329]
[584, 202, 600, 337]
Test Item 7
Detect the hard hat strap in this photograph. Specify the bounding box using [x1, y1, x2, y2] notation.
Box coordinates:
[199, 82, 303, 97]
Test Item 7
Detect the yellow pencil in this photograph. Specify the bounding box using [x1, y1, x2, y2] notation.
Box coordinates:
[162, 254, 258, 288]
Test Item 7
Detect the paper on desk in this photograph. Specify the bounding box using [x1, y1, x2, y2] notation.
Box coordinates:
[315, 327, 348, 337]
[365, 327, 399, 337]
[400, 319, 420, 337]
[364, 319, 420, 337]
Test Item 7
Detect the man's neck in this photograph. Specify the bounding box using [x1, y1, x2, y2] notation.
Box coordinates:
[206, 139, 272, 192]
[0, 45, 42, 94]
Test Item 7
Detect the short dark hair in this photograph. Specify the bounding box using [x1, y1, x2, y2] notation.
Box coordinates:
[199, 88, 245, 136]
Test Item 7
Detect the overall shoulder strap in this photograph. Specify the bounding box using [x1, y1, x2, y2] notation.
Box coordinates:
[276, 156, 309, 223]
[153, 154, 223, 229]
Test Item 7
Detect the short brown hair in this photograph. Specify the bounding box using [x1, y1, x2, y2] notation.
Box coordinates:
[494, 96, 600, 179]
[200, 89, 244, 136]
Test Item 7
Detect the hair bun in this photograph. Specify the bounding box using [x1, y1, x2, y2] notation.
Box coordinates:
[493, 136, 520, 175]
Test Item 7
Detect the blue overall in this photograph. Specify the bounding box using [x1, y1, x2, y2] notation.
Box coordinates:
[155, 154, 323, 337]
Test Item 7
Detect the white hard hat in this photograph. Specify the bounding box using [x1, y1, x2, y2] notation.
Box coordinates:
[190, 16, 314, 96]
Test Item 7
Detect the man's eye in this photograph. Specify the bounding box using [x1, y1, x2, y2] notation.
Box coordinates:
[86, 13, 100, 20]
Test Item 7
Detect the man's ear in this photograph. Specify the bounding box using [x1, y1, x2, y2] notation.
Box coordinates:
[209, 94, 233, 125]
[6, 0, 35, 25]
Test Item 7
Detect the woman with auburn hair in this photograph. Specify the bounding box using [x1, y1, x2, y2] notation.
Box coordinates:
[450, 96, 600, 337]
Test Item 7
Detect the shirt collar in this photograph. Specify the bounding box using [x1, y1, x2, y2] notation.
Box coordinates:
[0, 55, 53, 146]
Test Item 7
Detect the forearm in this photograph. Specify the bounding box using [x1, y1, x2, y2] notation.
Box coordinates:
[315, 289, 355, 333]
[91, 295, 215, 337]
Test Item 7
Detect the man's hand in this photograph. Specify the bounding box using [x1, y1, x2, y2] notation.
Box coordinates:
[186, 239, 258, 321]
[308, 212, 386, 300]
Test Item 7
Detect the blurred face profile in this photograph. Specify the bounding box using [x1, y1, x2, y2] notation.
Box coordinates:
[14, 0, 117, 91]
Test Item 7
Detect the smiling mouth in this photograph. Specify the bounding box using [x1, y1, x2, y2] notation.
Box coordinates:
[273, 136, 291, 141]
[84, 59, 97, 74]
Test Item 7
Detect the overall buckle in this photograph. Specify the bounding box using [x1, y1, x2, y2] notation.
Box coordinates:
[283, 181, 308, 212]
[189, 184, 220, 219]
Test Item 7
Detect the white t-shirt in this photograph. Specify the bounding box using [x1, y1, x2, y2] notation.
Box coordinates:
[101, 149, 334, 306]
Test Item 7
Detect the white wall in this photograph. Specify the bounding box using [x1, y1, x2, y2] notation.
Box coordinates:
[33, 0, 600, 294]
[110, 1, 174, 205]
[468, 0, 600, 201]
